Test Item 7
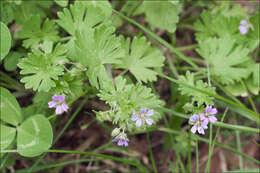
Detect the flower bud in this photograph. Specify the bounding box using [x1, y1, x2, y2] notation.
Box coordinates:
[111, 128, 120, 137]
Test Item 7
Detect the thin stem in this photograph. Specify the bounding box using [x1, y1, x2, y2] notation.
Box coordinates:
[187, 125, 192, 173]
[147, 133, 158, 173]
[235, 115, 244, 169]
[241, 80, 258, 114]
[196, 139, 199, 173]
[205, 108, 228, 172]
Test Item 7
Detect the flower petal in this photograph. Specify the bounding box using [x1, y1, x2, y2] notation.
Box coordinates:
[239, 26, 248, 35]
[59, 95, 65, 101]
[146, 109, 154, 116]
[205, 105, 212, 113]
[240, 20, 247, 25]
[140, 108, 147, 114]
[191, 125, 197, 133]
[55, 105, 63, 115]
[52, 94, 59, 101]
[200, 113, 206, 120]
[112, 138, 119, 142]
[48, 101, 57, 108]
[190, 114, 199, 122]
[209, 116, 217, 123]
[210, 108, 217, 115]
[198, 127, 205, 135]
[118, 140, 124, 146]
[61, 103, 69, 112]
[131, 115, 139, 121]
[145, 118, 153, 125]
[136, 119, 142, 127]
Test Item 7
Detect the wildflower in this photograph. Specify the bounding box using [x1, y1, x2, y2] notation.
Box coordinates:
[48, 94, 69, 115]
[131, 108, 154, 127]
[189, 114, 208, 135]
[112, 135, 129, 146]
[200, 105, 218, 124]
[238, 20, 250, 35]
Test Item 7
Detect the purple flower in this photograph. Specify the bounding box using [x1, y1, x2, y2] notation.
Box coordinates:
[48, 94, 69, 115]
[189, 114, 208, 135]
[131, 108, 154, 127]
[200, 105, 218, 124]
[238, 20, 249, 35]
[112, 136, 129, 146]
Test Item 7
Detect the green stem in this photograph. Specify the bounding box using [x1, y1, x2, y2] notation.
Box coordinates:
[235, 115, 244, 169]
[147, 133, 158, 173]
[241, 80, 258, 114]
[187, 125, 192, 173]
[205, 108, 228, 172]
[196, 139, 199, 173]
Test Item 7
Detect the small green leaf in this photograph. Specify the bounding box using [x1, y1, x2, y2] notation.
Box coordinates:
[0, 124, 16, 150]
[0, 22, 12, 61]
[55, 0, 68, 7]
[17, 114, 53, 157]
[142, 1, 181, 33]
[4, 51, 24, 71]
[0, 87, 23, 126]
[118, 36, 165, 83]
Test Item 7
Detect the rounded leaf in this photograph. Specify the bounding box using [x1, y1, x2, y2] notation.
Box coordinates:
[0, 22, 12, 61]
[17, 114, 53, 157]
[4, 51, 23, 71]
[0, 87, 23, 126]
[0, 124, 16, 150]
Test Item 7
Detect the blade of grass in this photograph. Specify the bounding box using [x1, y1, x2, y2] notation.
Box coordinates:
[195, 139, 199, 173]
[147, 133, 158, 173]
[15, 159, 101, 173]
[235, 115, 244, 170]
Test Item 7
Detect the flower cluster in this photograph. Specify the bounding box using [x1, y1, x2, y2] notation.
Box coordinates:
[238, 20, 251, 35]
[112, 136, 129, 146]
[131, 108, 154, 127]
[48, 94, 69, 115]
[189, 105, 218, 135]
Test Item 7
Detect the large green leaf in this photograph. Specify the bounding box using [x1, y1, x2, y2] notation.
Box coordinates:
[0, 22, 11, 61]
[17, 114, 53, 157]
[0, 87, 23, 126]
[0, 124, 16, 150]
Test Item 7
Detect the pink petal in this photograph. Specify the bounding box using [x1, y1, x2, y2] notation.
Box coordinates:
[209, 116, 217, 123]
[55, 105, 63, 115]
[48, 101, 57, 108]
[62, 103, 69, 112]
[198, 127, 205, 135]
[59, 95, 65, 101]
[205, 105, 212, 113]
[210, 108, 217, 115]
[200, 113, 206, 120]
[52, 94, 59, 101]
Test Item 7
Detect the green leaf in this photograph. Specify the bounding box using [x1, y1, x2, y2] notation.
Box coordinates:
[194, 10, 240, 42]
[18, 15, 59, 48]
[3, 51, 24, 71]
[55, 0, 68, 7]
[0, 87, 23, 126]
[14, 1, 52, 25]
[0, 2, 16, 25]
[178, 71, 216, 106]
[57, 1, 112, 36]
[0, 124, 16, 150]
[17, 114, 53, 157]
[75, 25, 124, 89]
[142, 1, 181, 33]
[0, 22, 12, 61]
[118, 36, 165, 83]
[196, 37, 251, 85]
[17, 44, 66, 92]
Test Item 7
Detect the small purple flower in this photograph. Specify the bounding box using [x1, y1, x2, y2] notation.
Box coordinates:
[48, 94, 69, 115]
[200, 105, 218, 124]
[189, 114, 208, 135]
[112, 136, 129, 146]
[131, 108, 154, 127]
[238, 20, 249, 35]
